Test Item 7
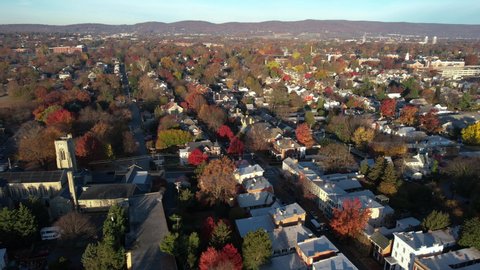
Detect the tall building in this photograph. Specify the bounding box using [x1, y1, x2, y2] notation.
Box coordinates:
[424, 36, 429, 44]
[54, 134, 78, 208]
[405, 52, 410, 61]
[432, 36, 437, 45]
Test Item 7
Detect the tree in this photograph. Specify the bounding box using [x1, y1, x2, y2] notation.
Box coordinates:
[197, 157, 238, 206]
[462, 122, 480, 145]
[352, 127, 375, 149]
[188, 148, 208, 166]
[0, 204, 38, 248]
[319, 143, 356, 173]
[156, 129, 193, 150]
[76, 131, 103, 162]
[368, 157, 386, 184]
[210, 220, 232, 249]
[242, 229, 272, 270]
[199, 244, 243, 270]
[103, 205, 126, 247]
[160, 232, 181, 256]
[82, 241, 125, 270]
[245, 123, 270, 152]
[377, 163, 400, 196]
[198, 105, 227, 131]
[54, 212, 96, 245]
[18, 125, 62, 168]
[465, 54, 479, 65]
[398, 105, 418, 125]
[459, 217, 480, 250]
[422, 210, 450, 231]
[217, 125, 234, 140]
[227, 136, 245, 157]
[304, 111, 315, 127]
[419, 109, 442, 134]
[296, 123, 315, 147]
[330, 198, 371, 239]
[380, 99, 396, 118]
[122, 131, 138, 154]
[359, 161, 369, 176]
[46, 108, 75, 126]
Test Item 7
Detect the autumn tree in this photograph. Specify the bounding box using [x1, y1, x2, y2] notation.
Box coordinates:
[242, 229, 272, 270]
[217, 125, 234, 140]
[296, 123, 315, 147]
[245, 123, 270, 151]
[198, 105, 227, 131]
[330, 198, 371, 239]
[380, 98, 397, 118]
[422, 210, 450, 231]
[199, 244, 243, 270]
[18, 125, 62, 168]
[122, 131, 138, 154]
[54, 212, 96, 245]
[462, 122, 480, 145]
[75, 131, 103, 162]
[227, 136, 245, 157]
[398, 105, 418, 126]
[419, 109, 442, 134]
[319, 143, 356, 173]
[156, 129, 193, 150]
[188, 148, 208, 166]
[197, 157, 238, 206]
[185, 92, 207, 112]
[352, 126, 375, 149]
[464, 54, 479, 65]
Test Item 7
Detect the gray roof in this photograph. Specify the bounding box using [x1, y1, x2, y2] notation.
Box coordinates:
[243, 176, 272, 192]
[260, 253, 306, 270]
[127, 192, 177, 270]
[237, 191, 275, 208]
[269, 203, 306, 224]
[236, 215, 275, 237]
[370, 231, 390, 250]
[0, 170, 66, 183]
[79, 184, 138, 200]
[297, 236, 339, 258]
[236, 164, 265, 177]
[270, 225, 312, 252]
[312, 253, 358, 270]
[415, 248, 480, 270]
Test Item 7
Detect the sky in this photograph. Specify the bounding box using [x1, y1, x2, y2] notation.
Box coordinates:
[0, 0, 479, 25]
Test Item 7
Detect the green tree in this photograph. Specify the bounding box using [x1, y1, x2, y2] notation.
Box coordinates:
[103, 205, 126, 247]
[186, 232, 200, 269]
[378, 163, 400, 196]
[367, 157, 386, 184]
[359, 160, 369, 175]
[156, 129, 194, 150]
[242, 229, 272, 270]
[24, 196, 50, 228]
[209, 220, 232, 249]
[421, 210, 450, 231]
[304, 111, 315, 127]
[459, 217, 480, 250]
[82, 241, 125, 270]
[159, 232, 181, 256]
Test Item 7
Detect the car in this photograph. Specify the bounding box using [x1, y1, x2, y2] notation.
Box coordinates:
[311, 218, 329, 232]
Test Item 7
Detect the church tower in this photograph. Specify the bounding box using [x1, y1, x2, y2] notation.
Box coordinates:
[54, 134, 78, 208]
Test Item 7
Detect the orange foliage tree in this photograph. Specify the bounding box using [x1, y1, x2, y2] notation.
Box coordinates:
[380, 98, 396, 118]
[196, 157, 237, 206]
[330, 198, 371, 239]
[420, 109, 442, 134]
[398, 105, 418, 125]
[295, 123, 314, 147]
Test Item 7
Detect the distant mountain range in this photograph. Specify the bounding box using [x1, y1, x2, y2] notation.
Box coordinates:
[1, 20, 480, 38]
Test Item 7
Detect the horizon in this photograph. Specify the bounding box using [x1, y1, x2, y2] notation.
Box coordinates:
[1, 0, 479, 25]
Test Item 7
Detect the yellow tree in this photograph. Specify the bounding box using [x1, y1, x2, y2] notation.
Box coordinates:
[462, 122, 480, 145]
[352, 127, 375, 149]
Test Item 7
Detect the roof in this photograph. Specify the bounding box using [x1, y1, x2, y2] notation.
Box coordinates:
[243, 177, 272, 192]
[236, 215, 275, 237]
[237, 192, 275, 209]
[260, 253, 306, 270]
[297, 236, 339, 258]
[370, 231, 391, 250]
[394, 229, 457, 250]
[236, 164, 265, 177]
[415, 248, 480, 270]
[0, 170, 66, 184]
[312, 253, 358, 270]
[127, 192, 177, 270]
[269, 203, 306, 224]
[270, 225, 312, 252]
[79, 184, 138, 200]
[249, 201, 283, 217]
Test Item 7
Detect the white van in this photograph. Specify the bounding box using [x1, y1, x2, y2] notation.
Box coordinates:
[311, 219, 328, 232]
[40, 226, 61, 240]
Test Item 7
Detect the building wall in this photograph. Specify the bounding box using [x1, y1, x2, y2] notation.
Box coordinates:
[274, 213, 306, 227]
[391, 235, 445, 270]
[78, 198, 127, 210]
[7, 182, 64, 200]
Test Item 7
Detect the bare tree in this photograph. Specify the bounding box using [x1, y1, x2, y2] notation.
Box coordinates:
[54, 212, 96, 245]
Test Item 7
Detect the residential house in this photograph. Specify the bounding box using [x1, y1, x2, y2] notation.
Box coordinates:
[179, 140, 221, 165]
[312, 253, 358, 270]
[237, 191, 275, 211]
[272, 137, 306, 160]
[270, 224, 313, 257]
[403, 153, 431, 180]
[296, 236, 339, 266]
[243, 176, 274, 194]
[386, 228, 458, 270]
[234, 164, 265, 183]
[269, 203, 306, 227]
[162, 101, 184, 115]
[413, 248, 480, 270]
[260, 252, 307, 270]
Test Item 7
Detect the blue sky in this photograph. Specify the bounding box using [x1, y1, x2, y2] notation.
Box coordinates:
[1, 0, 479, 25]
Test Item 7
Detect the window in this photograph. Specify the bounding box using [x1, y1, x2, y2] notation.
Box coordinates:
[403, 247, 405, 253]
[59, 149, 66, 161]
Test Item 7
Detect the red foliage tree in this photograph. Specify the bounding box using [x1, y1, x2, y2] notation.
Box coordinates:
[420, 109, 442, 134]
[217, 125, 234, 140]
[199, 244, 242, 270]
[324, 86, 334, 96]
[227, 137, 244, 156]
[46, 108, 75, 126]
[185, 92, 207, 112]
[295, 123, 314, 147]
[380, 98, 397, 118]
[282, 74, 292, 82]
[188, 148, 208, 166]
[202, 216, 216, 241]
[398, 105, 419, 125]
[330, 198, 371, 239]
[75, 132, 103, 161]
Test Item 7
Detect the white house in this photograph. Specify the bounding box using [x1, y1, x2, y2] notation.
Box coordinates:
[386, 229, 457, 270]
[234, 164, 265, 183]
